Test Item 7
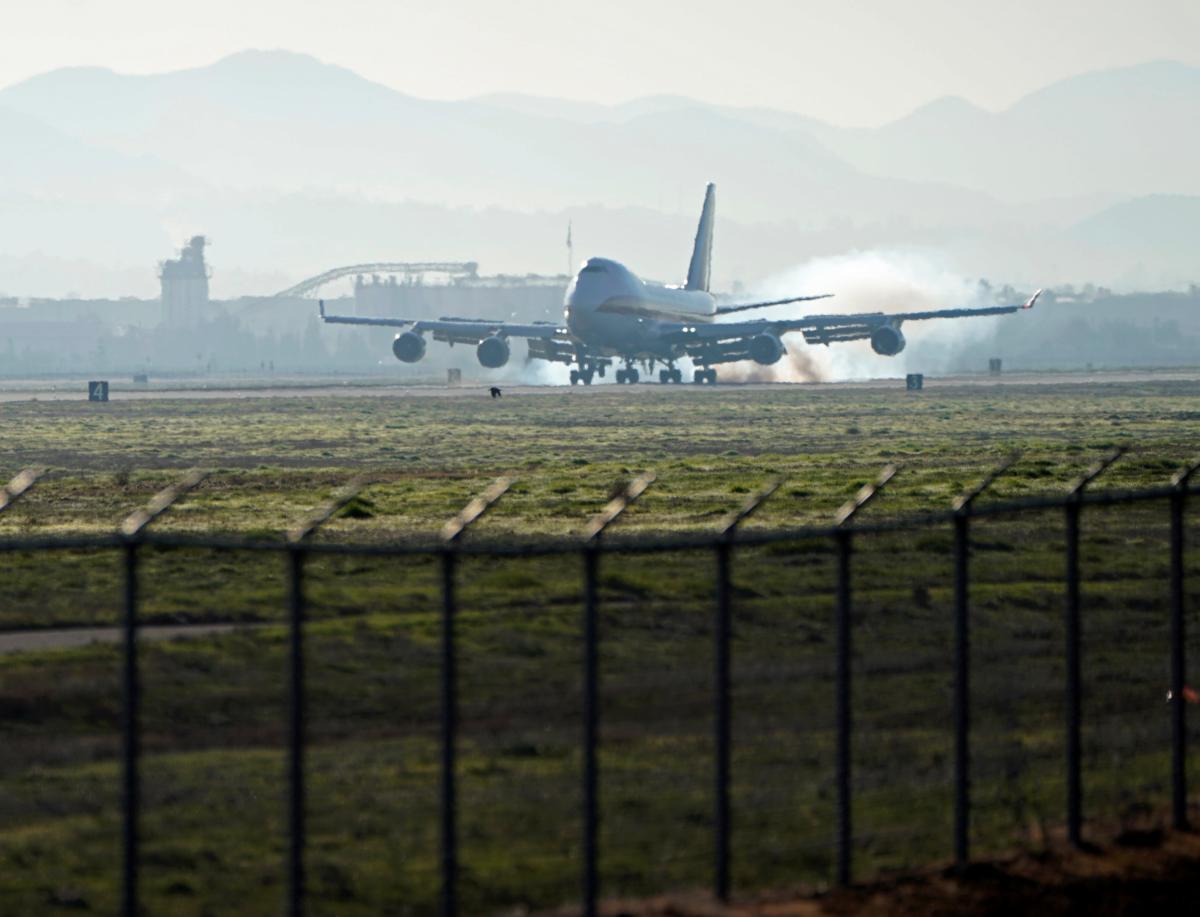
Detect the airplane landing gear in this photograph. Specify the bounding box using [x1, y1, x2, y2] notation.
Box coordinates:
[570, 368, 595, 385]
[616, 367, 640, 384]
[659, 368, 683, 384]
[693, 368, 717, 384]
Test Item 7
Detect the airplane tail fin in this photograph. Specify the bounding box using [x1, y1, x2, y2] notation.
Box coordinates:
[685, 183, 716, 291]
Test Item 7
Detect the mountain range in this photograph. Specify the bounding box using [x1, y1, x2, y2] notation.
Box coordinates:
[0, 50, 1197, 297]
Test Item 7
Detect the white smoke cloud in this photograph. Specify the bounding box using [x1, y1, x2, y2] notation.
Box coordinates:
[732, 249, 1001, 381]
[516, 249, 1003, 385]
[521, 354, 572, 385]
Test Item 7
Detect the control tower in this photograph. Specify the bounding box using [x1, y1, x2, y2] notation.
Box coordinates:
[159, 236, 210, 325]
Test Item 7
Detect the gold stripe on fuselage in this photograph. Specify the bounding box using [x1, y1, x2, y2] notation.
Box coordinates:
[593, 296, 716, 324]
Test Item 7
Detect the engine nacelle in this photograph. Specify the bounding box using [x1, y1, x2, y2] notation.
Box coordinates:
[393, 331, 426, 363]
[748, 333, 785, 365]
[870, 323, 906, 356]
[476, 335, 510, 368]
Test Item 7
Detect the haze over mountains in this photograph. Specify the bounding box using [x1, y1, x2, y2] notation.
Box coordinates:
[1, 50, 1197, 297]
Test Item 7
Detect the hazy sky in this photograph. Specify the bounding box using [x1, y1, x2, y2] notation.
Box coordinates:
[4, 0, 1199, 125]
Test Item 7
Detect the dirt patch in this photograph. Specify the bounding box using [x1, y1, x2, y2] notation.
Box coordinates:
[564, 830, 1200, 916]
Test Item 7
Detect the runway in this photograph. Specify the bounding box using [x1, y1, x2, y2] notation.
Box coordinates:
[2, 368, 1198, 402]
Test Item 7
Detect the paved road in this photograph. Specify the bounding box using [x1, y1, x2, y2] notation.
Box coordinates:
[0, 623, 251, 656]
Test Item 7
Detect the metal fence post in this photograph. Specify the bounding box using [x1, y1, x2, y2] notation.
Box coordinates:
[0, 467, 43, 516]
[440, 547, 458, 917]
[1064, 498, 1082, 846]
[951, 456, 1019, 870]
[713, 539, 732, 901]
[287, 546, 307, 917]
[582, 545, 599, 917]
[711, 479, 781, 902]
[831, 466, 896, 887]
[581, 472, 655, 917]
[122, 540, 140, 917]
[1170, 487, 1187, 831]
[952, 513, 969, 867]
[116, 469, 207, 917]
[284, 479, 364, 917]
[834, 528, 853, 887]
[437, 477, 512, 917]
[1063, 450, 1123, 847]
[1169, 460, 1200, 830]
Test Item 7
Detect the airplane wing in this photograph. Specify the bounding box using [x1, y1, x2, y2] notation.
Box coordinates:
[318, 300, 568, 342]
[666, 290, 1041, 347]
[714, 293, 834, 316]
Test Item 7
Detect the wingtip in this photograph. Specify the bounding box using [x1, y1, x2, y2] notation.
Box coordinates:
[1023, 289, 1043, 310]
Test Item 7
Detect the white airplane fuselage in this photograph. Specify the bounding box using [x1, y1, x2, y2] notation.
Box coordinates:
[317, 182, 1037, 383]
[564, 257, 716, 357]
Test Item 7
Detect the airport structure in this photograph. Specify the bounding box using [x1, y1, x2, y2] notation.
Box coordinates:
[159, 236, 211, 327]
[1, 236, 1200, 377]
[0, 239, 569, 375]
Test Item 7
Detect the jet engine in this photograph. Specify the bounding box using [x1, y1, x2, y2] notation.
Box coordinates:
[749, 332, 785, 365]
[870, 323, 906, 356]
[393, 331, 426, 363]
[476, 335, 510, 368]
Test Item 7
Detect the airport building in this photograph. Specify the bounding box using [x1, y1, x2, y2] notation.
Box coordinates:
[352, 269, 565, 325]
[0, 238, 569, 374]
[159, 236, 211, 326]
[4, 236, 1199, 377]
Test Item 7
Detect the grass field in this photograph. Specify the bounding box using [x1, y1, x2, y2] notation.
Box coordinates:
[2, 378, 1200, 914]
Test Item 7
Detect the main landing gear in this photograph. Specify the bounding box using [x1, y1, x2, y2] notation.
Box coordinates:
[693, 368, 718, 385]
[658, 367, 683, 384]
[569, 368, 595, 385]
[615, 367, 640, 384]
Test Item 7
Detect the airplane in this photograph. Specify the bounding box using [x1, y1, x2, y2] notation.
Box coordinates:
[318, 184, 1040, 385]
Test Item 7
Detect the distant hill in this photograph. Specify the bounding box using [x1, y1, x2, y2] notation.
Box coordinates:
[0, 49, 996, 226]
[1071, 194, 1200, 251]
[813, 61, 1200, 202]
[482, 61, 1200, 204]
[1061, 194, 1200, 288]
[0, 105, 199, 201]
[2, 52, 1199, 294]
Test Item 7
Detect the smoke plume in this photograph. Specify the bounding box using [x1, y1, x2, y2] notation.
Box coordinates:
[729, 249, 1002, 380]
[518, 249, 1000, 384]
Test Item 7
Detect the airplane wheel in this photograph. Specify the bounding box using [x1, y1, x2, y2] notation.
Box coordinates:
[659, 369, 670, 384]
[672, 369, 683, 383]
[706, 369, 718, 384]
[628, 369, 639, 384]
[616, 369, 627, 384]
[693, 370, 705, 384]
[581, 370, 594, 385]
[570, 370, 580, 385]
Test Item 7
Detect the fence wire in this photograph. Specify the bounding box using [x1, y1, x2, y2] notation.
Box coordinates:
[0, 471, 1198, 915]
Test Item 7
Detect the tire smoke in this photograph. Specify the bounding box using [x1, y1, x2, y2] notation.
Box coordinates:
[726, 250, 1002, 381]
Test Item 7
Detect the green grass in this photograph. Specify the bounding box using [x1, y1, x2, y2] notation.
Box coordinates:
[2, 380, 1200, 913]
